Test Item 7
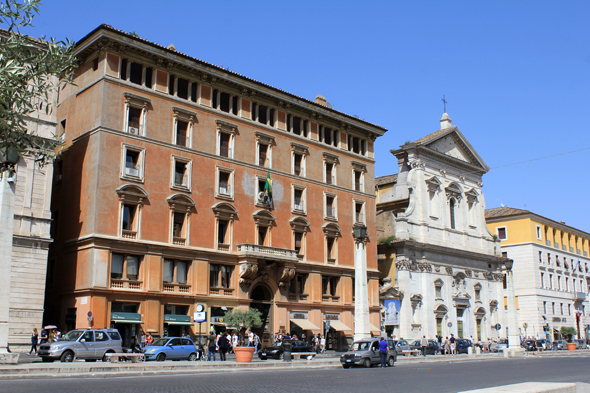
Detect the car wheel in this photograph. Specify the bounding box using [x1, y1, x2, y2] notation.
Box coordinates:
[387, 357, 395, 367]
[362, 358, 371, 368]
[156, 353, 166, 362]
[102, 351, 115, 362]
[188, 353, 198, 361]
[60, 351, 74, 363]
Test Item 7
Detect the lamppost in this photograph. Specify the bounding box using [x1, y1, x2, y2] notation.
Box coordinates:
[0, 147, 19, 362]
[353, 225, 371, 342]
[504, 259, 520, 349]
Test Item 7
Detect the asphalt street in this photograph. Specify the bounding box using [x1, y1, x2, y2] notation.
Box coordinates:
[1, 355, 589, 393]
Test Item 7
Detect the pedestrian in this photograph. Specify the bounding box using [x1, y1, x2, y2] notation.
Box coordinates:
[248, 330, 254, 347]
[232, 332, 238, 352]
[313, 334, 319, 353]
[320, 335, 326, 353]
[39, 329, 48, 345]
[449, 334, 456, 355]
[218, 333, 230, 361]
[443, 336, 449, 355]
[29, 328, 39, 355]
[147, 333, 153, 346]
[141, 332, 146, 348]
[207, 331, 217, 361]
[378, 336, 389, 368]
[421, 335, 428, 357]
[254, 333, 260, 354]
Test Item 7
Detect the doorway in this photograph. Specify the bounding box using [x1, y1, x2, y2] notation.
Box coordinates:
[250, 284, 273, 347]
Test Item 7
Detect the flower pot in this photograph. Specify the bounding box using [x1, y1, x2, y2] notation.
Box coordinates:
[234, 346, 255, 362]
[566, 342, 577, 351]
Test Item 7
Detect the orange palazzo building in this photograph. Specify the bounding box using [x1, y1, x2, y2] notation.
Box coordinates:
[45, 25, 387, 350]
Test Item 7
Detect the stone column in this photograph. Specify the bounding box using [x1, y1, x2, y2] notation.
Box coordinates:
[354, 238, 370, 341]
[0, 169, 18, 363]
[506, 268, 521, 350]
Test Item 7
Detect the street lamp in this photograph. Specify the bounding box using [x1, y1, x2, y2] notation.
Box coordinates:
[353, 226, 367, 240]
[504, 259, 520, 350]
[0, 147, 20, 166]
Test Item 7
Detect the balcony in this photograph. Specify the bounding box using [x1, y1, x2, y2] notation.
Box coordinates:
[288, 293, 309, 302]
[163, 283, 191, 293]
[236, 243, 298, 263]
[327, 258, 336, 265]
[322, 294, 340, 303]
[217, 243, 230, 252]
[575, 292, 586, 301]
[173, 237, 186, 246]
[111, 279, 142, 290]
[210, 287, 235, 296]
[122, 230, 137, 240]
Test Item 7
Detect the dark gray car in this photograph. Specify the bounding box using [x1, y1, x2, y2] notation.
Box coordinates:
[38, 329, 123, 362]
[388, 339, 410, 356]
[340, 339, 396, 368]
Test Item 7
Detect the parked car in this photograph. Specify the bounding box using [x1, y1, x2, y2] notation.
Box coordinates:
[387, 339, 410, 356]
[409, 339, 439, 355]
[535, 339, 551, 351]
[38, 328, 123, 362]
[489, 339, 507, 353]
[573, 339, 587, 349]
[521, 339, 538, 351]
[340, 339, 397, 368]
[144, 337, 198, 361]
[553, 340, 567, 350]
[258, 339, 315, 360]
[455, 339, 473, 354]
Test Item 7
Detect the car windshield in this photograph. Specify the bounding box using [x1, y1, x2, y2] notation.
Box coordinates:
[150, 338, 170, 346]
[61, 330, 84, 342]
[351, 342, 371, 351]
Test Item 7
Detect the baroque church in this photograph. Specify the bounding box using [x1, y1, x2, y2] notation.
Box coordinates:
[376, 113, 507, 342]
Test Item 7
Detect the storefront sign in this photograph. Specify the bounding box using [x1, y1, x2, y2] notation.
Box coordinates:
[290, 312, 308, 319]
[324, 313, 339, 321]
[111, 312, 141, 321]
[384, 299, 400, 326]
[165, 314, 191, 323]
[193, 312, 207, 323]
[211, 316, 224, 323]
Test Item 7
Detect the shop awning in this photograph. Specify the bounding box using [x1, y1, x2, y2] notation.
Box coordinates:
[328, 320, 352, 332]
[111, 312, 143, 324]
[291, 319, 321, 331]
[165, 321, 194, 326]
[112, 319, 144, 324]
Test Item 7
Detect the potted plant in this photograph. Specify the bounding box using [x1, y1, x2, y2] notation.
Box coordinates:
[223, 308, 262, 362]
[560, 326, 577, 350]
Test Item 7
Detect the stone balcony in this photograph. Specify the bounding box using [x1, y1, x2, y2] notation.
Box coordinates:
[163, 283, 191, 293]
[236, 244, 298, 263]
[111, 279, 142, 290]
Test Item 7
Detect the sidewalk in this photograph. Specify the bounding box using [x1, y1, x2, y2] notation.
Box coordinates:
[1, 349, 588, 380]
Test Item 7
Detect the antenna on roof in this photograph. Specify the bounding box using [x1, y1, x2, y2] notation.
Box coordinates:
[441, 95, 447, 113]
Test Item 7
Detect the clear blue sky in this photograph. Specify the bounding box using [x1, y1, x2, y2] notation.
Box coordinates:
[14, 0, 590, 231]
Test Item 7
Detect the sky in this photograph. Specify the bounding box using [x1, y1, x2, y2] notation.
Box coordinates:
[11, 0, 590, 231]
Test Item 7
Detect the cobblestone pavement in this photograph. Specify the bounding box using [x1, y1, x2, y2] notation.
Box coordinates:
[1, 355, 590, 393]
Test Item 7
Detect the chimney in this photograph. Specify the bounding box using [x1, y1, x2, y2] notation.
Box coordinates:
[439, 112, 452, 129]
[315, 94, 327, 107]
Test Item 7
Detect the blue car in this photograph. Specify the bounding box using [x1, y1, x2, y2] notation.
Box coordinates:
[144, 337, 199, 361]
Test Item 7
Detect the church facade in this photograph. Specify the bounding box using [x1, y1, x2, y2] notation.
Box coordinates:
[377, 113, 507, 342]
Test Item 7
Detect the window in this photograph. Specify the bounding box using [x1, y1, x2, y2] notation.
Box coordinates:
[111, 253, 140, 281]
[560, 303, 564, 315]
[216, 120, 237, 158]
[497, 227, 507, 240]
[348, 135, 366, 155]
[323, 153, 339, 185]
[548, 253, 551, 265]
[568, 304, 572, 316]
[121, 144, 145, 181]
[213, 202, 237, 252]
[540, 272, 544, 288]
[322, 276, 339, 297]
[324, 194, 337, 220]
[539, 251, 543, 263]
[218, 220, 229, 247]
[290, 273, 307, 295]
[163, 259, 189, 284]
[116, 185, 147, 240]
[566, 277, 569, 292]
[294, 232, 303, 255]
[290, 217, 310, 260]
[122, 204, 137, 233]
[120, 60, 153, 88]
[172, 107, 196, 148]
[171, 157, 191, 190]
[254, 210, 275, 247]
[292, 186, 306, 213]
[549, 274, 553, 289]
[123, 93, 150, 136]
[434, 280, 443, 299]
[354, 201, 365, 224]
[536, 225, 542, 240]
[291, 143, 308, 177]
[449, 198, 457, 229]
[216, 168, 234, 199]
[323, 223, 340, 264]
[351, 162, 367, 192]
[475, 288, 481, 301]
[543, 301, 547, 314]
[552, 302, 555, 314]
[255, 132, 274, 168]
[210, 265, 233, 288]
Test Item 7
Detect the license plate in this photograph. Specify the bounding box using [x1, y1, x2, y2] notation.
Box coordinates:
[346, 359, 351, 362]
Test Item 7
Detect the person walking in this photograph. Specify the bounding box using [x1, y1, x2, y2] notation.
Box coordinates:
[248, 330, 254, 347]
[29, 328, 39, 355]
[320, 335, 326, 353]
[254, 333, 260, 354]
[378, 337, 389, 368]
[443, 336, 449, 355]
[146, 333, 153, 346]
[207, 331, 217, 361]
[218, 333, 230, 361]
[39, 329, 48, 345]
[449, 334, 456, 355]
[421, 335, 428, 357]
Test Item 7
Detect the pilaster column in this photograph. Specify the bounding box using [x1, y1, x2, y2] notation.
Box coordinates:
[354, 238, 370, 341]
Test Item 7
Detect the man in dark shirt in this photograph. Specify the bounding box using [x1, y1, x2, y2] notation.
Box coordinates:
[449, 334, 456, 355]
[379, 337, 389, 368]
[207, 331, 217, 361]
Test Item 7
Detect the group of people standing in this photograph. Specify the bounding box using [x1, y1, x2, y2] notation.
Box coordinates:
[273, 332, 326, 353]
[28, 327, 61, 355]
[206, 330, 259, 361]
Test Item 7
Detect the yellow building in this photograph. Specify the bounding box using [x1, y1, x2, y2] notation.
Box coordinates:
[486, 207, 590, 340]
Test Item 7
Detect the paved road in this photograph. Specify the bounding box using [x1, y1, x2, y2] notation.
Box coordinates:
[2, 355, 589, 393]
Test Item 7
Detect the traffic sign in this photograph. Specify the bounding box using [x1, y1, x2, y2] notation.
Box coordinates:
[87, 311, 92, 317]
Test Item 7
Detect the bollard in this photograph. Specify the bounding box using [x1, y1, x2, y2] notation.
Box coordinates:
[467, 347, 473, 355]
[510, 348, 515, 357]
[283, 341, 292, 362]
[475, 346, 481, 355]
[503, 348, 509, 358]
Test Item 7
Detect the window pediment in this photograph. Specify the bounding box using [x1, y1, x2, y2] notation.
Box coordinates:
[322, 152, 339, 164]
[216, 119, 238, 134]
[124, 92, 151, 108]
[473, 282, 482, 290]
[172, 106, 197, 122]
[290, 142, 309, 155]
[322, 222, 341, 237]
[474, 306, 486, 316]
[116, 184, 148, 205]
[426, 176, 442, 192]
[253, 209, 276, 227]
[465, 188, 479, 203]
[434, 304, 448, 314]
[351, 161, 367, 173]
[255, 131, 275, 145]
[433, 278, 444, 286]
[212, 202, 238, 220]
[445, 182, 463, 200]
[167, 193, 196, 212]
[290, 217, 310, 232]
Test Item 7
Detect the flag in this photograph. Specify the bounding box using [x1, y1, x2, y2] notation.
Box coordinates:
[264, 170, 272, 203]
